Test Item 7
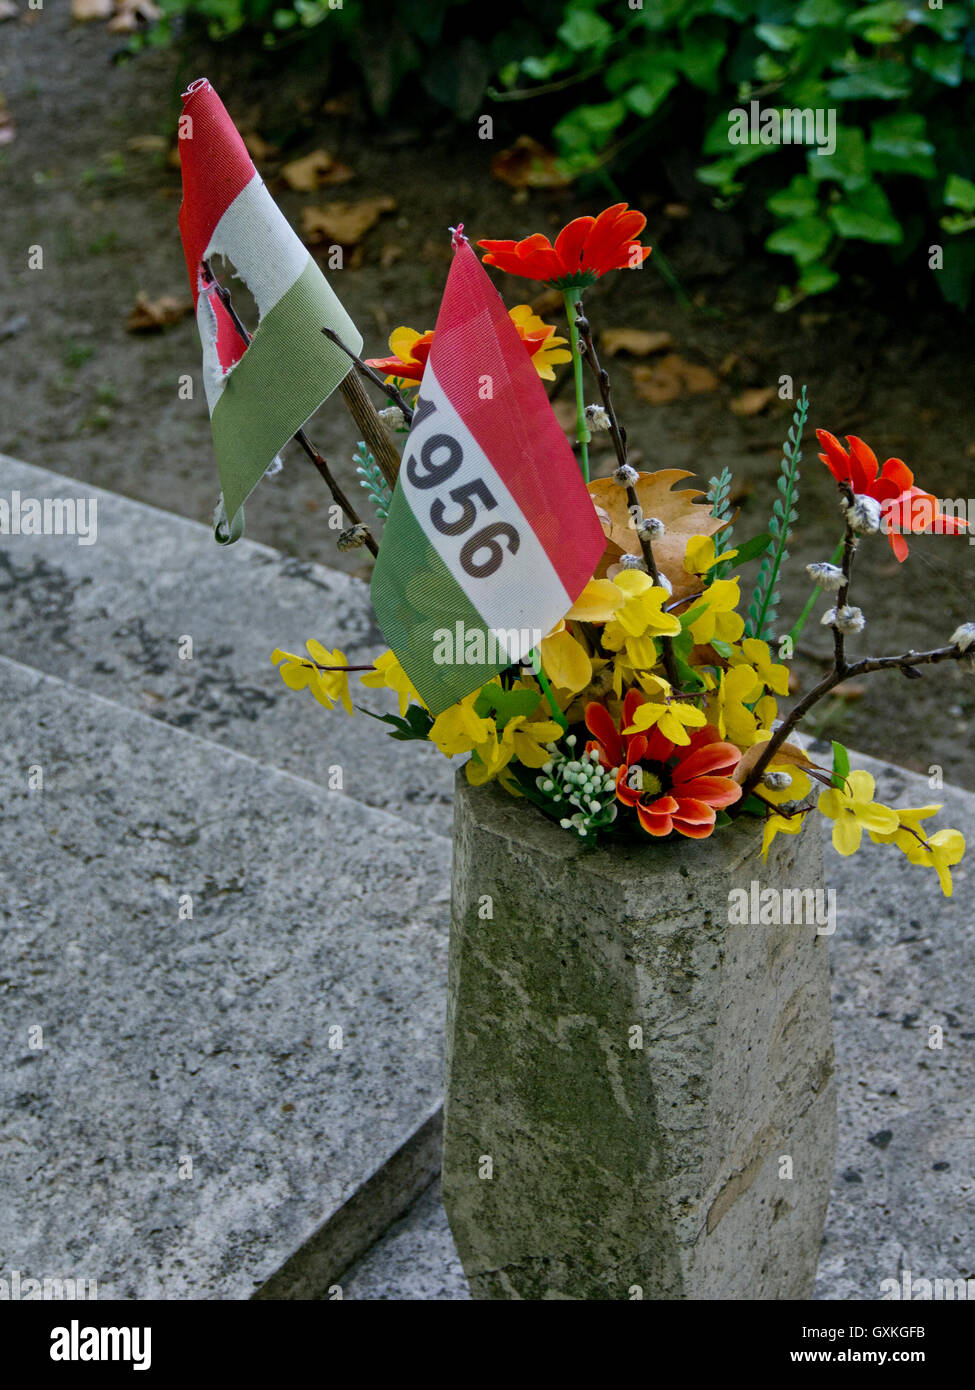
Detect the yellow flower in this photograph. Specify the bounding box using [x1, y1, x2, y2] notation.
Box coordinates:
[902, 828, 965, 898]
[620, 675, 708, 746]
[507, 304, 572, 379]
[359, 649, 424, 717]
[539, 621, 591, 694]
[730, 637, 791, 697]
[428, 692, 494, 758]
[817, 770, 899, 856]
[684, 534, 737, 577]
[761, 811, 804, 860]
[466, 715, 564, 785]
[758, 763, 813, 806]
[271, 641, 354, 714]
[704, 665, 766, 748]
[868, 804, 965, 897]
[688, 579, 745, 645]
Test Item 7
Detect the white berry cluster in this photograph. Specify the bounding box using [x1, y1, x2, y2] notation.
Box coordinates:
[536, 736, 619, 837]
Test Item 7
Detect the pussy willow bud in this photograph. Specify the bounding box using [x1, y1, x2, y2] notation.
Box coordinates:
[637, 516, 665, 540]
[378, 406, 405, 430]
[763, 770, 792, 790]
[821, 604, 865, 634]
[337, 524, 371, 552]
[614, 464, 640, 487]
[949, 623, 975, 653]
[585, 404, 611, 432]
[845, 494, 882, 535]
[619, 553, 647, 572]
[805, 562, 845, 591]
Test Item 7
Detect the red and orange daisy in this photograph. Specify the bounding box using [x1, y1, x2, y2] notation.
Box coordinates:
[478, 203, 651, 290]
[585, 691, 742, 840]
[816, 430, 967, 562]
[365, 306, 570, 387]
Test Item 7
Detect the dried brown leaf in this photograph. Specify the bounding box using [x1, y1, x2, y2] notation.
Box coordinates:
[731, 386, 775, 418]
[733, 740, 822, 785]
[491, 136, 572, 189]
[587, 470, 724, 599]
[71, 0, 112, 18]
[632, 353, 719, 405]
[600, 328, 674, 358]
[125, 292, 193, 334]
[280, 148, 353, 192]
[301, 195, 395, 247]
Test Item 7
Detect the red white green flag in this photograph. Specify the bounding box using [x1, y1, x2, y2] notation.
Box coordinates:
[177, 78, 361, 540]
[371, 231, 605, 716]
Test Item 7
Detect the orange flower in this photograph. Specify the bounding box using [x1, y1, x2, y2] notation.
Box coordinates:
[478, 203, 651, 290]
[585, 691, 741, 840]
[365, 307, 570, 386]
[816, 430, 967, 562]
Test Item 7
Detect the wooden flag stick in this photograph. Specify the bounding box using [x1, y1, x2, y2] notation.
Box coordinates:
[336, 367, 402, 491]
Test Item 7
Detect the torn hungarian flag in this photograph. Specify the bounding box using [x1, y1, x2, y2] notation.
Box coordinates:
[371, 231, 605, 716]
[177, 78, 361, 540]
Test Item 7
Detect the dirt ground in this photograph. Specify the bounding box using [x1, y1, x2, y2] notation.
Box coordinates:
[2, 2, 973, 788]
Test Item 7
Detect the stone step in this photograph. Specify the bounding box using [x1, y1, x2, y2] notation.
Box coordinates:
[0, 655, 451, 1298]
[0, 454, 454, 838]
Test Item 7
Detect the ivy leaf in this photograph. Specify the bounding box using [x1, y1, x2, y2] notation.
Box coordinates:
[766, 215, 833, 265]
[828, 182, 904, 244]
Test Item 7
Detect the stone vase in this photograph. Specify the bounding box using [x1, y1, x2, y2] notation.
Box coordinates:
[442, 772, 836, 1300]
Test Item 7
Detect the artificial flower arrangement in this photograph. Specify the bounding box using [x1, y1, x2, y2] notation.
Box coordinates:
[271, 204, 972, 897]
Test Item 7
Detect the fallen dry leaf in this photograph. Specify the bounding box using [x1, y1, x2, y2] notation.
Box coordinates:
[379, 243, 404, 269]
[733, 739, 821, 785]
[600, 328, 674, 358]
[243, 131, 279, 164]
[71, 0, 112, 17]
[125, 292, 193, 334]
[664, 202, 690, 219]
[491, 136, 573, 190]
[301, 195, 396, 247]
[280, 149, 353, 192]
[107, 0, 161, 30]
[731, 386, 775, 418]
[587, 470, 725, 599]
[126, 134, 167, 154]
[632, 353, 719, 405]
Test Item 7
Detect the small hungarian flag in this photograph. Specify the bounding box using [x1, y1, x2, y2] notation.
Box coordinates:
[177, 78, 361, 540]
[371, 231, 605, 716]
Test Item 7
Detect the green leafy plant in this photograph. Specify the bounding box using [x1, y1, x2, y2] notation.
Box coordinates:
[354, 441, 391, 521]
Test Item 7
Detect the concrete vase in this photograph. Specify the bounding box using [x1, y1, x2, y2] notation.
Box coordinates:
[442, 771, 836, 1300]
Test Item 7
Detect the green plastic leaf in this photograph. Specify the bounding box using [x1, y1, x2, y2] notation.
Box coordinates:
[473, 685, 542, 729]
[828, 182, 904, 244]
[766, 214, 834, 265]
[727, 532, 776, 566]
[830, 739, 850, 789]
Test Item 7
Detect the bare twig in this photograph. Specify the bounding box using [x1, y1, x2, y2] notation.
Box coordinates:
[321, 325, 415, 426]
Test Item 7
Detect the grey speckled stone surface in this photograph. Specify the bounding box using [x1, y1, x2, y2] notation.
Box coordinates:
[0, 454, 454, 837]
[0, 655, 451, 1299]
[339, 1181, 469, 1300]
[442, 773, 835, 1300]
